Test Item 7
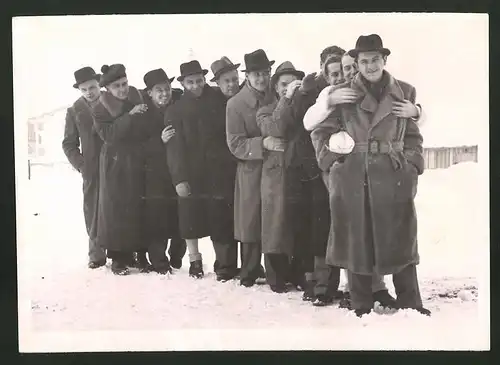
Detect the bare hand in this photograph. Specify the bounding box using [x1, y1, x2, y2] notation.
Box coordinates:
[327, 88, 359, 107]
[392, 100, 418, 118]
[263, 136, 286, 152]
[161, 125, 176, 144]
[175, 182, 191, 197]
[285, 80, 302, 99]
[129, 104, 148, 115]
[299, 72, 317, 93]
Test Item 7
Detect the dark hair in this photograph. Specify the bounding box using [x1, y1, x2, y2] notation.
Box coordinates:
[323, 55, 343, 76]
[320, 46, 346, 64]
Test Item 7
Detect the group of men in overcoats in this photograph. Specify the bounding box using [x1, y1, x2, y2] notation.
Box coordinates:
[62, 33, 431, 317]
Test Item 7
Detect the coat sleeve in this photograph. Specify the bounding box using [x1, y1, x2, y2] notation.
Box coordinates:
[310, 113, 344, 172]
[256, 98, 291, 138]
[91, 103, 136, 144]
[303, 86, 336, 131]
[62, 108, 84, 172]
[226, 101, 265, 160]
[403, 86, 425, 175]
[290, 88, 318, 122]
[164, 106, 189, 186]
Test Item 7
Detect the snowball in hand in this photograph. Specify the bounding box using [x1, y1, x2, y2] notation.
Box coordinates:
[328, 131, 355, 154]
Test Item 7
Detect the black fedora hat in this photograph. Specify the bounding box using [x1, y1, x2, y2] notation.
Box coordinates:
[73, 66, 101, 89]
[143, 68, 175, 90]
[348, 34, 391, 58]
[241, 49, 275, 72]
[99, 64, 127, 87]
[210, 56, 240, 82]
[177, 60, 208, 82]
[270, 61, 305, 87]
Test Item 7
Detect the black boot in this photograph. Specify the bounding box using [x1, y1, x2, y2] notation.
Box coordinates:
[189, 260, 204, 279]
[111, 259, 129, 276]
[397, 305, 432, 316]
[355, 308, 372, 317]
[373, 289, 397, 308]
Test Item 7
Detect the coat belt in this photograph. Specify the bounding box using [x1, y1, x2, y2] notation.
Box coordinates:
[352, 140, 405, 171]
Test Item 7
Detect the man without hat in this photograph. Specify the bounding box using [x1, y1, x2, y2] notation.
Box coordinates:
[310, 34, 431, 317]
[131, 68, 187, 274]
[62, 67, 106, 269]
[226, 49, 279, 287]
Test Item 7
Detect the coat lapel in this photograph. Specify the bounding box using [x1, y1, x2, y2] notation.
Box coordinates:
[370, 72, 405, 131]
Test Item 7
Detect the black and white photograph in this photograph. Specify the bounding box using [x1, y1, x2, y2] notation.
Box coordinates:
[13, 13, 489, 351]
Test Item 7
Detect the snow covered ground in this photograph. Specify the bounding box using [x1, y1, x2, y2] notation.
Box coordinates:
[17, 161, 489, 352]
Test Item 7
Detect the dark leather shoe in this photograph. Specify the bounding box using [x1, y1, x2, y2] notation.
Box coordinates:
[373, 289, 397, 308]
[88, 260, 106, 269]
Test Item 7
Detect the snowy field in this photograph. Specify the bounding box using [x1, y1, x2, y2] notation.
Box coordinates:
[17, 161, 489, 352]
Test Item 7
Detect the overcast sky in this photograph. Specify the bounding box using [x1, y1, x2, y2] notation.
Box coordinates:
[13, 13, 488, 147]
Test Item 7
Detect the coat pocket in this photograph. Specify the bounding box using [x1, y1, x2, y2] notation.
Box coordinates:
[394, 162, 418, 201]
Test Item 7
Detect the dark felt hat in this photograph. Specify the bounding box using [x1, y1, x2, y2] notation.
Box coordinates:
[72, 66, 101, 89]
[177, 60, 208, 82]
[99, 64, 127, 87]
[270, 61, 305, 87]
[143, 68, 175, 90]
[241, 49, 275, 72]
[348, 34, 391, 58]
[210, 56, 240, 82]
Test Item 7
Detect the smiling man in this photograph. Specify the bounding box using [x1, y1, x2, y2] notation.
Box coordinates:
[310, 34, 431, 317]
[62, 67, 105, 269]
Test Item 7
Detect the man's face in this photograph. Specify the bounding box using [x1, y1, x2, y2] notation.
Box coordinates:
[78, 79, 100, 102]
[182, 73, 206, 97]
[246, 68, 271, 92]
[326, 62, 344, 86]
[341, 54, 357, 82]
[107, 77, 129, 100]
[274, 74, 298, 98]
[357, 51, 386, 83]
[148, 82, 172, 107]
[216, 69, 240, 98]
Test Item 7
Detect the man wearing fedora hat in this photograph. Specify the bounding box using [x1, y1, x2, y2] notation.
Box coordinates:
[91, 63, 152, 275]
[310, 34, 430, 317]
[134, 68, 187, 274]
[255, 61, 313, 293]
[165, 60, 239, 279]
[63, 66, 106, 269]
[226, 49, 283, 287]
[206, 56, 243, 281]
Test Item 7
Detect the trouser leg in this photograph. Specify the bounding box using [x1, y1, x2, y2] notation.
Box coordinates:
[313, 256, 340, 297]
[148, 240, 170, 271]
[347, 271, 374, 310]
[213, 239, 238, 275]
[264, 253, 289, 287]
[168, 236, 187, 264]
[393, 264, 423, 308]
[240, 242, 262, 283]
[88, 237, 106, 263]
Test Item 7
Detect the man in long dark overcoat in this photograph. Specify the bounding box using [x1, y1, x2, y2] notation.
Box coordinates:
[134, 68, 187, 274]
[310, 34, 431, 317]
[62, 67, 105, 269]
[91, 64, 150, 275]
[226, 49, 284, 287]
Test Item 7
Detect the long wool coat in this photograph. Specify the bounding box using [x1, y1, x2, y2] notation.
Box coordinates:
[91, 86, 149, 252]
[256, 96, 304, 255]
[226, 83, 277, 243]
[310, 71, 424, 275]
[62, 97, 103, 241]
[139, 88, 183, 244]
[165, 84, 236, 240]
